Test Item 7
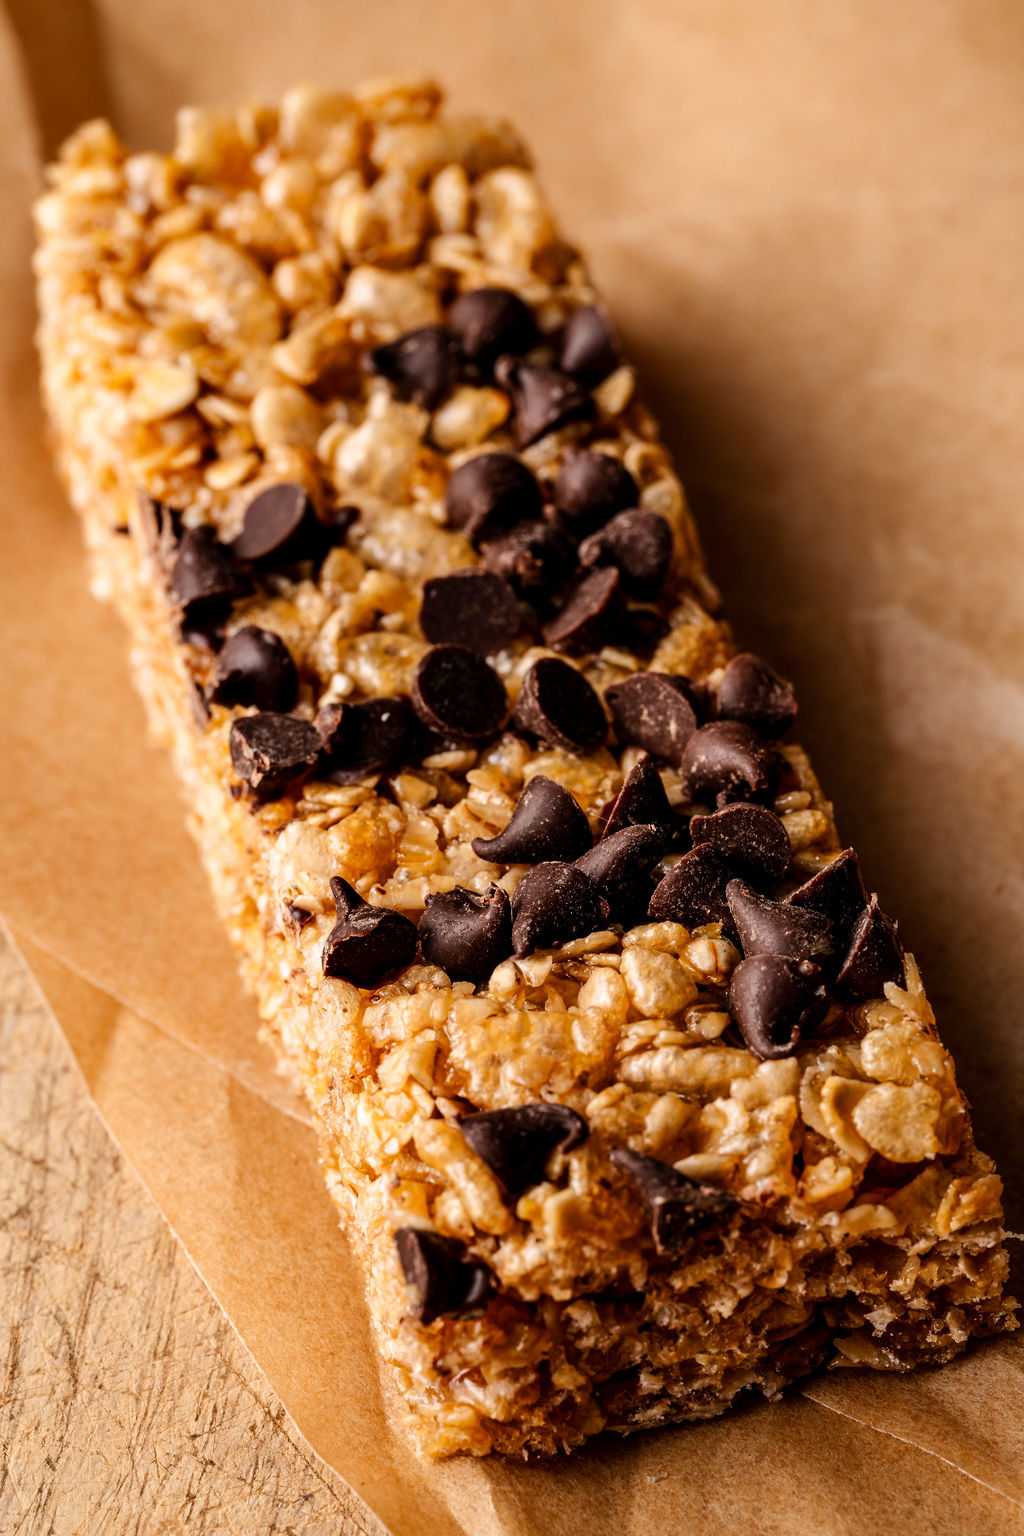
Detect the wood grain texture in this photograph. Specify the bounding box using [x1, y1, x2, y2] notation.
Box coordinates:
[0, 934, 387, 1536]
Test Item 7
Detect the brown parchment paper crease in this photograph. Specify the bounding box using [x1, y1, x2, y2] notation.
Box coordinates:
[2, 2, 1023, 1532]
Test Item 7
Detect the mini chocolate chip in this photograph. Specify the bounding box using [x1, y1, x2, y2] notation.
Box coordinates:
[315, 696, 411, 783]
[511, 862, 610, 956]
[411, 645, 507, 740]
[229, 711, 321, 802]
[322, 876, 419, 986]
[420, 568, 522, 655]
[717, 652, 797, 739]
[553, 451, 639, 537]
[169, 525, 248, 624]
[138, 490, 182, 570]
[729, 954, 825, 1059]
[726, 879, 833, 961]
[605, 672, 701, 764]
[789, 848, 869, 939]
[575, 823, 665, 927]
[445, 453, 543, 545]
[680, 721, 778, 806]
[689, 803, 791, 888]
[448, 287, 538, 368]
[542, 567, 625, 655]
[495, 358, 593, 449]
[578, 508, 672, 598]
[603, 753, 686, 845]
[394, 1228, 494, 1324]
[207, 626, 299, 713]
[610, 1149, 733, 1255]
[472, 776, 592, 864]
[419, 884, 512, 985]
[366, 324, 458, 410]
[513, 658, 608, 754]
[648, 844, 732, 927]
[480, 520, 577, 599]
[461, 1102, 588, 1198]
[231, 481, 329, 567]
[285, 901, 315, 933]
[559, 304, 620, 384]
[835, 896, 904, 999]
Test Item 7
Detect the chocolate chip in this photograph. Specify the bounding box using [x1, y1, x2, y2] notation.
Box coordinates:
[511, 862, 610, 956]
[717, 652, 797, 739]
[610, 1149, 733, 1255]
[542, 567, 625, 655]
[419, 884, 512, 985]
[207, 625, 299, 713]
[321, 875, 419, 986]
[690, 803, 791, 887]
[169, 525, 248, 625]
[472, 776, 592, 864]
[575, 823, 665, 927]
[229, 711, 320, 802]
[367, 324, 458, 410]
[559, 305, 620, 384]
[553, 451, 639, 537]
[726, 879, 833, 962]
[480, 520, 577, 598]
[680, 721, 778, 807]
[578, 508, 673, 598]
[285, 901, 315, 933]
[419, 568, 522, 655]
[729, 954, 825, 1060]
[394, 1228, 494, 1324]
[315, 696, 411, 783]
[648, 844, 732, 927]
[603, 753, 680, 842]
[835, 895, 904, 1000]
[232, 482, 324, 566]
[445, 453, 543, 545]
[789, 848, 868, 939]
[495, 358, 593, 449]
[605, 672, 702, 765]
[623, 606, 671, 658]
[513, 658, 608, 755]
[448, 287, 538, 368]
[461, 1102, 587, 1198]
[137, 490, 182, 570]
[411, 645, 508, 740]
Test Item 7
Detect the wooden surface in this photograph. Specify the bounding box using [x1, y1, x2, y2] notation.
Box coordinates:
[0, 933, 387, 1536]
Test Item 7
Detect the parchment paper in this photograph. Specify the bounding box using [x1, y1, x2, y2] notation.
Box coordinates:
[1, 3, 1022, 1532]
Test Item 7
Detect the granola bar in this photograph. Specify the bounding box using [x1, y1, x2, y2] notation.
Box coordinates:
[33, 79, 1016, 1458]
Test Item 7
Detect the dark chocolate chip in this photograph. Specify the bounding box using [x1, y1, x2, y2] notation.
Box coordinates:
[553, 450, 640, 537]
[411, 644, 508, 740]
[511, 862, 610, 956]
[480, 520, 577, 599]
[445, 453, 543, 545]
[729, 954, 825, 1060]
[717, 652, 797, 739]
[575, 823, 665, 927]
[559, 304, 620, 384]
[228, 711, 321, 802]
[610, 1149, 733, 1255]
[648, 844, 732, 927]
[472, 776, 592, 864]
[207, 625, 299, 713]
[285, 901, 316, 933]
[541, 567, 625, 655]
[689, 803, 791, 888]
[680, 721, 778, 806]
[231, 482, 323, 565]
[605, 672, 701, 764]
[367, 324, 458, 410]
[419, 883, 513, 985]
[495, 358, 593, 449]
[448, 287, 538, 368]
[578, 508, 673, 598]
[513, 657, 608, 755]
[461, 1102, 588, 1198]
[321, 875, 419, 986]
[394, 1228, 494, 1324]
[623, 607, 671, 657]
[315, 696, 411, 783]
[603, 753, 680, 842]
[726, 879, 833, 961]
[835, 895, 904, 1000]
[137, 490, 182, 570]
[419, 568, 522, 655]
[169, 525, 248, 623]
[789, 848, 869, 940]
